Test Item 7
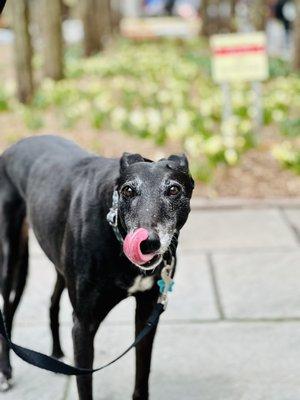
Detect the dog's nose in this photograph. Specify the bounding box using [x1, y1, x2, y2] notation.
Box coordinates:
[140, 231, 160, 254]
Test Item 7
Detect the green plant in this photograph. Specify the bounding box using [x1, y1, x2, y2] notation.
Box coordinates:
[269, 57, 293, 78]
[272, 142, 300, 174]
[0, 87, 10, 112]
[280, 118, 300, 138]
[22, 108, 44, 131]
[3, 38, 298, 180]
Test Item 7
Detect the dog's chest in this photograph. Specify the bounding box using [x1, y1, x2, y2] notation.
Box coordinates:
[127, 276, 154, 295]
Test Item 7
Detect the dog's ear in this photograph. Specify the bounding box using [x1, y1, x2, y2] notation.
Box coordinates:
[120, 152, 152, 171]
[167, 154, 194, 190]
[167, 154, 189, 173]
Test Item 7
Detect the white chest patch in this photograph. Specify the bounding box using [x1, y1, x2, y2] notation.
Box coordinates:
[127, 276, 154, 295]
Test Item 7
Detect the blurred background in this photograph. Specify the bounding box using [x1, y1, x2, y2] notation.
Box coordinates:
[0, 0, 299, 198]
[1, 2, 300, 400]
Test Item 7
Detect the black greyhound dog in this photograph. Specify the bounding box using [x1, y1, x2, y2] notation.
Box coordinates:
[0, 135, 194, 399]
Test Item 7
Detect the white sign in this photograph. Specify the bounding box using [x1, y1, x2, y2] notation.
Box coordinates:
[210, 32, 269, 83]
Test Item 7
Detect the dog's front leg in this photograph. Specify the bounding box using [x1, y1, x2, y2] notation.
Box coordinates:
[72, 314, 100, 400]
[133, 289, 159, 400]
[71, 288, 124, 400]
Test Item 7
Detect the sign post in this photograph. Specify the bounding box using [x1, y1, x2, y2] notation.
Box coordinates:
[221, 82, 232, 122]
[252, 81, 263, 128]
[210, 32, 269, 134]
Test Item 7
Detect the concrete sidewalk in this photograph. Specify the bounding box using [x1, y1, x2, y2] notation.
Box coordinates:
[4, 204, 300, 400]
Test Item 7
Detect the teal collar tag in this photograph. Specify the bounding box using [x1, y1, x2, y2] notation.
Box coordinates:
[157, 279, 174, 294]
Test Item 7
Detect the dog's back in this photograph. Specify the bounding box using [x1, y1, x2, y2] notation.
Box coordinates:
[1, 135, 89, 198]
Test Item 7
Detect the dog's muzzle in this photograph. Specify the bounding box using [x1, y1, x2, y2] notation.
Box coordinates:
[123, 228, 163, 270]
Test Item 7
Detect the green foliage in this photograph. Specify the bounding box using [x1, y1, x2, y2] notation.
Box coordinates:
[190, 161, 213, 183]
[21, 107, 44, 131]
[5, 39, 299, 180]
[269, 57, 293, 78]
[280, 119, 300, 138]
[263, 76, 300, 126]
[0, 87, 10, 112]
[273, 142, 300, 174]
[34, 39, 258, 169]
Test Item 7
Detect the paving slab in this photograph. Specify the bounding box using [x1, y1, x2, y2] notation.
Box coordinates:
[213, 251, 300, 319]
[284, 209, 300, 241]
[19, 237, 217, 326]
[180, 209, 298, 251]
[165, 253, 218, 320]
[64, 322, 300, 400]
[7, 207, 300, 400]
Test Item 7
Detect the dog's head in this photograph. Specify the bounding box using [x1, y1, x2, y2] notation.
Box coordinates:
[116, 152, 194, 270]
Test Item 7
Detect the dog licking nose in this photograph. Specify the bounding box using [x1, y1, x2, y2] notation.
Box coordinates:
[123, 228, 160, 266]
[140, 232, 160, 254]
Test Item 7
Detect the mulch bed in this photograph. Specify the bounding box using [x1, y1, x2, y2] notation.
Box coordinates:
[0, 120, 299, 199]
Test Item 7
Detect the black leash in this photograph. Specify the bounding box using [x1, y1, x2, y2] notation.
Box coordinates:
[0, 303, 165, 376]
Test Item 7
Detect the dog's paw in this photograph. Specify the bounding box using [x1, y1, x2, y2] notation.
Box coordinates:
[133, 397, 148, 400]
[132, 391, 149, 400]
[0, 373, 13, 392]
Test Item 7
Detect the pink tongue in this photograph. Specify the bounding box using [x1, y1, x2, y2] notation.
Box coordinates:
[123, 228, 155, 265]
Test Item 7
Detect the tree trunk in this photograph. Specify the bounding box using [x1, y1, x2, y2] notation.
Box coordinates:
[41, 0, 63, 80]
[294, 0, 300, 70]
[11, 0, 34, 103]
[81, 0, 112, 56]
[250, 0, 267, 31]
[229, 0, 236, 32]
[100, 0, 113, 37]
[110, 0, 121, 34]
[200, 0, 209, 36]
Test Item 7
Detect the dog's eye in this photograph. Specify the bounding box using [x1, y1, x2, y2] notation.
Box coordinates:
[167, 185, 181, 196]
[122, 186, 135, 198]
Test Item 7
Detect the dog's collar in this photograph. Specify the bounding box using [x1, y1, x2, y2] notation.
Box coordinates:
[106, 189, 124, 244]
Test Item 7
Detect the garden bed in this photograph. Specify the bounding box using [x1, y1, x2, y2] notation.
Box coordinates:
[0, 126, 299, 199]
[0, 38, 299, 198]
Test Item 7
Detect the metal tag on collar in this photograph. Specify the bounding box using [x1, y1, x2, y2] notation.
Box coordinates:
[106, 189, 119, 227]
